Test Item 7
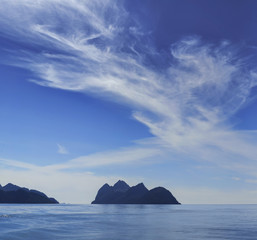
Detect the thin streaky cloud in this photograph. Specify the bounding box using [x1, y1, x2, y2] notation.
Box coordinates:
[0, 145, 162, 172]
[0, 158, 38, 171]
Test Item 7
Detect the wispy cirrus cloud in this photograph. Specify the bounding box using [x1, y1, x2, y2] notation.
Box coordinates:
[1, 0, 257, 177]
[0, 145, 162, 172]
[50, 145, 161, 170]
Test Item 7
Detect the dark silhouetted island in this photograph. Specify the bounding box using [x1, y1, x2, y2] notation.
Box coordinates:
[0, 183, 59, 204]
[92, 180, 180, 204]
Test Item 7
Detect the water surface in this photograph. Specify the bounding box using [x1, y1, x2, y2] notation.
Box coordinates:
[0, 204, 256, 239]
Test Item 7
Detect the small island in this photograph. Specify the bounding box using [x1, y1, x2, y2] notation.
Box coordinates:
[92, 180, 180, 204]
[0, 183, 59, 204]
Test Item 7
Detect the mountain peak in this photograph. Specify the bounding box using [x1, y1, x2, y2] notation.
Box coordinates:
[137, 182, 147, 188]
[130, 183, 148, 192]
[113, 180, 130, 192]
[3, 183, 21, 192]
[0, 183, 59, 204]
[92, 181, 180, 204]
[140, 187, 180, 204]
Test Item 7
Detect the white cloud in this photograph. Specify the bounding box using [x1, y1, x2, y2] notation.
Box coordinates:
[52, 146, 161, 170]
[1, 1, 257, 164]
[232, 177, 241, 181]
[245, 179, 257, 184]
[0, 158, 38, 171]
[57, 144, 68, 155]
[0, 145, 161, 172]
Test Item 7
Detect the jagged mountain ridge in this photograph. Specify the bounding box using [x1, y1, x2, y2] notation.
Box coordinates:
[0, 183, 59, 204]
[92, 180, 180, 204]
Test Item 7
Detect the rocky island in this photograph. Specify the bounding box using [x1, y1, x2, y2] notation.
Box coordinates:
[92, 180, 180, 204]
[0, 183, 59, 204]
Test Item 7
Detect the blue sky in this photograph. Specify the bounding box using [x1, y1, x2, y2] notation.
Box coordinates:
[1, 0, 257, 203]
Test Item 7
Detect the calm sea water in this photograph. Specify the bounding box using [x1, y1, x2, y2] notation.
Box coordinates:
[0, 204, 257, 240]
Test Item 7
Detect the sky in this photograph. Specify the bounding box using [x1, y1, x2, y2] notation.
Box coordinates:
[1, 0, 257, 204]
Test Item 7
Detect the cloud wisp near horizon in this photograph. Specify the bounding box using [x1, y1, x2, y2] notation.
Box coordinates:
[1, 0, 257, 203]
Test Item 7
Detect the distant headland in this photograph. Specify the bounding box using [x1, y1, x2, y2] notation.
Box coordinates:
[0, 183, 59, 204]
[92, 180, 180, 204]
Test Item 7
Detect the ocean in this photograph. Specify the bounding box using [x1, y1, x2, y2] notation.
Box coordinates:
[0, 204, 256, 240]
